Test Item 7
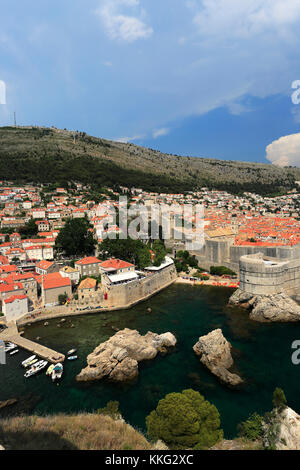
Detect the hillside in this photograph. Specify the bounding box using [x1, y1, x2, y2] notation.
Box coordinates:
[0, 126, 299, 195]
[0, 413, 156, 450]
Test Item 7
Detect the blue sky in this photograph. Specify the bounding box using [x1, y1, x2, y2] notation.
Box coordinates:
[1, 0, 300, 165]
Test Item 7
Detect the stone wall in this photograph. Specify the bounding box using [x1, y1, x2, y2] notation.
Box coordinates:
[194, 239, 300, 273]
[239, 252, 300, 296]
[105, 264, 177, 308]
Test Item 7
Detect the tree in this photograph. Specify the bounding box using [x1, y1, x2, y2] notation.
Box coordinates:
[55, 218, 96, 257]
[272, 388, 287, 411]
[146, 389, 223, 450]
[152, 240, 167, 267]
[237, 412, 263, 441]
[58, 293, 68, 305]
[19, 218, 38, 238]
[98, 237, 151, 269]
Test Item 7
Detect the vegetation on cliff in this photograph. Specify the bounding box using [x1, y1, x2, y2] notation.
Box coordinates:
[0, 126, 299, 195]
[0, 413, 154, 451]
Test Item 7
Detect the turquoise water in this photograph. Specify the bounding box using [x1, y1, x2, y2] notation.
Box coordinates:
[1, 284, 300, 438]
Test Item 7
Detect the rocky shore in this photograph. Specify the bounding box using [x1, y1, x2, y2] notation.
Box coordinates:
[229, 288, 300, 322]
[76, 328, 177, 382]
[193, 329, 243, 387]
[263, 406, 300, 450]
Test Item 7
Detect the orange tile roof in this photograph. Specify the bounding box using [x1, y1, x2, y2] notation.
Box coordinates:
[100, 258, 134, 269]
[0, 282, 23, 293]
[43, 273, 71, 290]
[78, 277, 97, 290]
[75, 256, 101, 266]
[36, 260, 53, 270]
[4, 294, 27, 304]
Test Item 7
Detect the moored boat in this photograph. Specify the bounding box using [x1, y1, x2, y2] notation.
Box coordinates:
[51, 363, 63, 381]
[67, 349, 77, 356]
[4, 342, 17, 353]
[22, 355, 36, 367]
[10, 349, 19, 356]
[24, 360, 48, 378]
[67, 355, 78, 361]
[46, 364, 55, 376]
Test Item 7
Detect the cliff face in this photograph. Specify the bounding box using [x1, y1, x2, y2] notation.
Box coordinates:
[229, 288, 300, 322]
[0, 413, 156, 450]
[263, 407, 300, 450]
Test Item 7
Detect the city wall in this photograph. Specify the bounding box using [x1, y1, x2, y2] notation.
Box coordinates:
[193, 239, 300, 273]
[239, 252, 300, 296]
[105, 264, 177, 308]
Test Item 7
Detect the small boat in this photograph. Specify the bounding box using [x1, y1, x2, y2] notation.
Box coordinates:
[10, 349, 19, 356]
[24, 360, 48, 378]
[51, 363, 63, 381]
[67, 355, 78, 361]
[67, 349, 76, 356]
[25, 358, 38, 368]
[46, 364, 55, 376]
[4, 342, 17, 353]
[22, 355, 36, 367]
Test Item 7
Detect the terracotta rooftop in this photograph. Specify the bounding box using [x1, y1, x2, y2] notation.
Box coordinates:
[43, 273, 71, 290]
[100, 258, 134, 270]
[75, 256, 101, 266]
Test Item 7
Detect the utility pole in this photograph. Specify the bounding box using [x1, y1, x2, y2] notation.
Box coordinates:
[14, 112, 16, 127]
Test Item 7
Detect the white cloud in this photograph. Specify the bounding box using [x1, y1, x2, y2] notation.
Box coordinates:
[192, 0, 300, 39]
[0, 80, 6, 105]
[266, 133, 300, 167]
[116, 134, 145, 143]
[95, 0, 153, 43]
[103, 61, 113, 67]
[152, 127, 170, 139]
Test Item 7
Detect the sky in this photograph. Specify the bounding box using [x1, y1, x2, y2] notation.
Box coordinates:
[1, 0, 300, 165]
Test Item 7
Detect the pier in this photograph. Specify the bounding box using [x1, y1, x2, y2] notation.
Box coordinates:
[0, 322, 65, 364]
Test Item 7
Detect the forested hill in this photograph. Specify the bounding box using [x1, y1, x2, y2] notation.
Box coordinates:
[0, 125, 299, 195]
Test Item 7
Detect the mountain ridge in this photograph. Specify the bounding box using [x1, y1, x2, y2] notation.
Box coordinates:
[0, 125, 299, 195]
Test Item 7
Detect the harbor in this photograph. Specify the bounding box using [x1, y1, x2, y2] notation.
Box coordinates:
[0, 322, 65, 364]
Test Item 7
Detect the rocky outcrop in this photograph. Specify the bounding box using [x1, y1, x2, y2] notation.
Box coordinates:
[263, 407, 300, 450]
[193, 329, 243, 387]
[0, 399, 17, 410]
[229, 288, 300, 322]
[76, 328, 177, 382]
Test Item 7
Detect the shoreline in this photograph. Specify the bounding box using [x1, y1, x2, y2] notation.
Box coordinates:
[17, 277, 177, 328]
[175, 277, 239, 288]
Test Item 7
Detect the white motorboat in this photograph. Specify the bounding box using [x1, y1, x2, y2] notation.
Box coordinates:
[67, 349, 77, 356]
[22, 355, 37, 367]
[46, 364, 55, 376]
[24, 360, 48, 378]
[51, 363, 63, 381]
[4, 342, 17, 353]
[10, 349, 19, 356]
[67, 355, 78, 361]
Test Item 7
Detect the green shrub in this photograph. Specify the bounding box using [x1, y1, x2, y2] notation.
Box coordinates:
[146, 389, 223, 450]
[272, 388, 287, 411]
[209, 266, 236, 276]
[97, 401, 120, 419]
[238, 413, 263, 441]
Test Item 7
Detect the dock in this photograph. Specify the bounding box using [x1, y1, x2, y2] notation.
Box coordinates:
[0, 322, 65, 364]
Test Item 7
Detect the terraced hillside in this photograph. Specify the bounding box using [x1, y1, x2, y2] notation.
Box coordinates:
[0, 126, 299, 195]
